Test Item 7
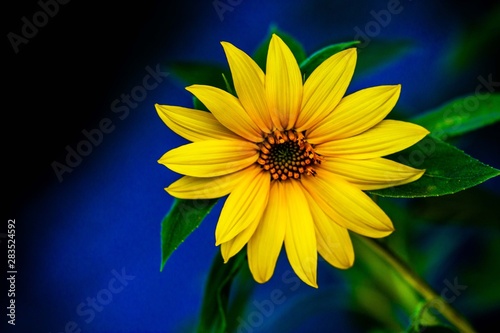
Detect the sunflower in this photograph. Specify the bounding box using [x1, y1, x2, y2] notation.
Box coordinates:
[156, 34, 429, 288]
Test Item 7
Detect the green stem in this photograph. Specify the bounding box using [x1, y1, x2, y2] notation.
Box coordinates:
[354, 235, 477, 333]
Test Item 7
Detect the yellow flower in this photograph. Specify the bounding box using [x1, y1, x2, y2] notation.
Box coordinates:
[156, 34, 429, 288]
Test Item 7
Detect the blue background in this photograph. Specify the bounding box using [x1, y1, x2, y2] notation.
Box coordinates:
[4, 0, 499, 332]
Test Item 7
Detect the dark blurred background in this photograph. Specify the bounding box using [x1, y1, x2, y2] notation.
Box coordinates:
[4, 1, 499, 332]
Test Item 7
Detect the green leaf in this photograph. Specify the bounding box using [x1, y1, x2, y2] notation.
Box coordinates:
[252, 24, 307, 71]
[197, 250, 248, 333]
[407, 301, 460, 333]
[369, 135, 500, 198]
[160, 198, 218, 271]
[193, 96, 208, 112]
[169, 62, 235, 112]
[407, 325, 458, 333]
[169, 62, 230, 88]
[412, 94, 500, 140]
[355, 39, 414, 75]
[225, 261, 254, 333]
[299, 40, 361, 79]
[349, 235, 423, 329]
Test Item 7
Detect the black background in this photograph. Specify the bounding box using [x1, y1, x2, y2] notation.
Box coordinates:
[5, 1, 202, 215]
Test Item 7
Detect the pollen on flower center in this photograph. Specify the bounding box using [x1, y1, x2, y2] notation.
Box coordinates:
[257, 130, 323, 181]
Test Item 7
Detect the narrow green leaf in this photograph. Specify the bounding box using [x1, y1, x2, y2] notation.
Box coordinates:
[369, 135, 500, 198]
[221, 72, 234, 94]
[197, 250, 247, 333]
[299, 41, 361, 79]
[412, 94, 500, 140]
[169, 62, 230, 88]
[407, 325, 458, 333]
[160, 198, 218, 271]
[225, 262, 255, 332]
[193, 96, 208, 112]
[252, 24, 307, 71]
[355, 39, 414, 75]
[349, 235, 423, 329]
[169, 62, 235, 112]
[407, 301, 459, 333]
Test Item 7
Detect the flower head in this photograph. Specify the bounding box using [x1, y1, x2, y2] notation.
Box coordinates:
[156, 34, 429, 288]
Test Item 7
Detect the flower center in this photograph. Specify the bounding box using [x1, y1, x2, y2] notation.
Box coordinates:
[257, 130, 322, 181]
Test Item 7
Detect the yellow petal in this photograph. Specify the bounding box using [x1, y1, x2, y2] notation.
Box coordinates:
[220, 215, 260, 263]
[316, 120, 430, 159]
[265, 34, 303, 130]
[295, 48, 357, 132]
[307, 85, 401, 144]
[186, 85, 263, 142]
[283, 181, 318, 288]
[247, 181, 286, 283]
[320, 157, 425, 190]
[221, 42, 272, 133]
[165, 169, 246, 199]
[158, 140, 258, 177]
[306, 195, 354, 269]
[215, 166, 270, 245]
[155, 104, 241, 142]
[301, 173, 394, 238]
